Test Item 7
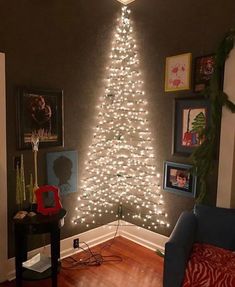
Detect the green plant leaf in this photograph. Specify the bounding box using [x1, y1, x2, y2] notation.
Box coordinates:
[192, 30, 235, 202]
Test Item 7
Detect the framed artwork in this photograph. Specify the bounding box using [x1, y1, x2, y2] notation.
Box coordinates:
[35, 185, 62, 215]
[173, 97, 210, 156]
[165, 53, 192, 92]
[194, 54, 215, 92]
[46, 150, 78, 197]
[16, 87, 64, 149]
[163, 161, 197, 198]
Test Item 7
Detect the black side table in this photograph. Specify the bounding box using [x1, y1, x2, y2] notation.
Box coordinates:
[13, 208, 66, 287]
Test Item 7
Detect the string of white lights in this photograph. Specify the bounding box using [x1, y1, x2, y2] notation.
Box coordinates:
[73, 6, 169, 231]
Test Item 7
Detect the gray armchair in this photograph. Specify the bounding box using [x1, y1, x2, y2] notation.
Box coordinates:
[163, 204, 235, 287]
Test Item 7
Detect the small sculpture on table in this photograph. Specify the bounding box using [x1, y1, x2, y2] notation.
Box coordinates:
[16, 154, 26, 210]
[31, 133, 40, 203]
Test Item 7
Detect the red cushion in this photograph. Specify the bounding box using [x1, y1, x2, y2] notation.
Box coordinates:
[183, 243, 235, 287]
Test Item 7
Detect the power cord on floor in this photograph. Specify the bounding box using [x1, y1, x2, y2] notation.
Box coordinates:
[62, 220, 122, 270]
[99, 219, 120, 252]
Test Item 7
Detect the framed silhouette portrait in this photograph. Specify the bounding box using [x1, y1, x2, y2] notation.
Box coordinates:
[46, 150, 78, 197]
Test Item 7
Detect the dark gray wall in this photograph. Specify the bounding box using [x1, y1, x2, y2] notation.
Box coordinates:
[1, 0, 235, 257]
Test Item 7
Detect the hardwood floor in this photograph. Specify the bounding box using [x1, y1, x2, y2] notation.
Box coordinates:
[0, 236, 164, 287]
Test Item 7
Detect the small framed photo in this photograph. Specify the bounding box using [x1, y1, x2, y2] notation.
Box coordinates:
[35, 185, 62, 216]
[194, 54, 215, 92]
[16, 87, 64, 149]
[173, 97, 210, 156]
[163, 161, 197, 198]
[165, 53, 192, 92]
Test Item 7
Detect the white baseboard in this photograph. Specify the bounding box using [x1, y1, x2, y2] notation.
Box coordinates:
[7, 220, 168, 280]
[119, 222, 168, 251]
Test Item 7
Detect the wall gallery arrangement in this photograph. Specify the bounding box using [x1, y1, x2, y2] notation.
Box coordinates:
[164, 51, 216, 198]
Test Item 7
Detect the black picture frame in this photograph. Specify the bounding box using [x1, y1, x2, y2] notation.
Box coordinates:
[163, 161, 197, 198]
[17, 87, 64, 150]
[193, 54, 215, 92]
[173, 97, 210, 156]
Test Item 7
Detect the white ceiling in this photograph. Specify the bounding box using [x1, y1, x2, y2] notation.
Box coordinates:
[116, 0, 135, 5]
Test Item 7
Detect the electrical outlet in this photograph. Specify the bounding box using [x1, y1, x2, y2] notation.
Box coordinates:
[73, 238, 79, 249]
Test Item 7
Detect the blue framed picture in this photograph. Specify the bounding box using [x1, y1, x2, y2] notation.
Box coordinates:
[173, 97, 210, 156]
[163, 161, 197, 198]
[46, 150, 78, 196]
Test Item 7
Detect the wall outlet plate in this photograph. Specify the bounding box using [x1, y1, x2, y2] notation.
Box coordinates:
[73, 238, 79, 249]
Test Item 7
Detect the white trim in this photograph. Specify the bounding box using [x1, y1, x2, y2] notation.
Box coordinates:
[119, 222, 168, 252]
[7, 220, 168, 281]
[60, 223, 121, 259]
[217, 48, 235, 208]
[0, 52, 8, 283]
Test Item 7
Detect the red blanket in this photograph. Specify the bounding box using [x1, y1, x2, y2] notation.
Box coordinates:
[183, 243, 235, 287]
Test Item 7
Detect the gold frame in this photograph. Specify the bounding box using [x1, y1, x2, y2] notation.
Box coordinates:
[165, 53, 192, 92]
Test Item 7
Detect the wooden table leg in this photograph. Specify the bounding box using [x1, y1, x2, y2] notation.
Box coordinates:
[50, 228, 60, 287]
[15, 230, 27, 287]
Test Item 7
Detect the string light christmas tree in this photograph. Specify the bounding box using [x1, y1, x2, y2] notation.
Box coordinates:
[73, 6, 169, 231]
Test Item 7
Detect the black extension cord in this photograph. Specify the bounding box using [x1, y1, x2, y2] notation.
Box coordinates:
[62, 221, 122, 270]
